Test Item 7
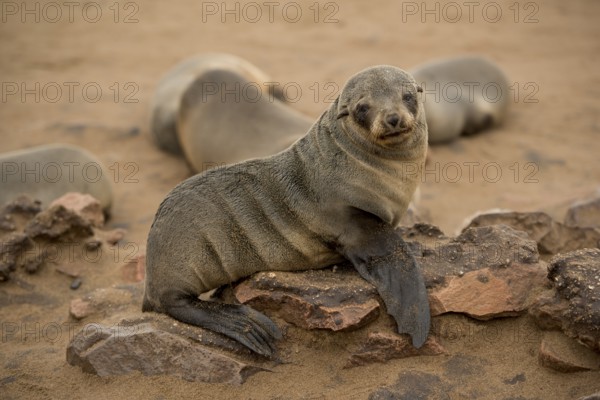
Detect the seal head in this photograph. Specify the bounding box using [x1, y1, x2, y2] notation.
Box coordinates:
[336, 66, 426, 152]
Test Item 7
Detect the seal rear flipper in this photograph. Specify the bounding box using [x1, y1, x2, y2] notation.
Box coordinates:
[162, 291, 282, 357]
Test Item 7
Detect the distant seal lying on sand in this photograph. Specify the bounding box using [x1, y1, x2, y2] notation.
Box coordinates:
[0, 144, 113, 211]
[177, 68, 311, 173]
[143, 65, 431, 356]
[410, 56, 510, 144]
[150, 53, 296, 157]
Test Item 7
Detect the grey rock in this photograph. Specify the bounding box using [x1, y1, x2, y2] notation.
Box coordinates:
[463, 211, 600, 254]
[565, 196, 600, 228]
[66, 320, 266, 384]
[530, 248, 600, 351]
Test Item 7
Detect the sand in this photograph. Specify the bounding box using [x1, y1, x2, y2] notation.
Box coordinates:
[1, 0, 600, 398]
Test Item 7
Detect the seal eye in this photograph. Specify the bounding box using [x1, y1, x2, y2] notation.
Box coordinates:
[355, 103, 370, 114]
[353, 102, 371, 128]
[402, 93, 414, 102]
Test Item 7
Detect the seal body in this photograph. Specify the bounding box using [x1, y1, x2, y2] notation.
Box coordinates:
[0, 144, 113, 210]
[177, 69, 311, 173]
[150, 53, 292, 156]
[150, 53, 312, 166]
[411, 56, 510, 143]
[144, 66, 430, 356]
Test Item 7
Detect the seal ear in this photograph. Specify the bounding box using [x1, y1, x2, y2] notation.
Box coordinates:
[416, 85, 423, 93]
[337, 106, 349, 120]
[332, 95, 349, 119]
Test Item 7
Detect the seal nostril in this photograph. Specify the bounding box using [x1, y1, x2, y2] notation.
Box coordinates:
[386, 114, 400, 128]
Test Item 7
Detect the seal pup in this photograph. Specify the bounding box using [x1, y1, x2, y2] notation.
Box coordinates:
[0, 144, 113, 211]
[150, 53, 295, 157]
[143, 65, 430, 356]
[410, 56, 510, 144]
[177, 69, 311, 173]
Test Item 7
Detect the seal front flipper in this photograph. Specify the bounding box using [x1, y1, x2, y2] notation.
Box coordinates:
[338, 211, 430, 348]
[161, 290, 282, 357]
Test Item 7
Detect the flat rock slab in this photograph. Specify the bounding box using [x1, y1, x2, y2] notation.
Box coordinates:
[463, 211, 600, 254]
[538, 331, 600, 373]
[234, 268, 380, 331]
[530, 248, 600, 351]
[399, 224, 546, 320]
[345, 332, 446, 368]
[66, 319, 266, 384]
[429, 263, 547, 320]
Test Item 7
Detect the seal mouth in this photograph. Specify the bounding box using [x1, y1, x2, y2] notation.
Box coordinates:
[381, 127, 412, 139]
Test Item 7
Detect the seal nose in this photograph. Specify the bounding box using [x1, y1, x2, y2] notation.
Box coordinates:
[385, 113, 401, 129]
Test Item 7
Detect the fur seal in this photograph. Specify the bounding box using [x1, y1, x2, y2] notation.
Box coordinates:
[177, 68, 311, 173]
[150, 53, 294, 156]
[143, 65, 430, 356]
[410, 56, 510, 144]
[0, 144, 113, 211]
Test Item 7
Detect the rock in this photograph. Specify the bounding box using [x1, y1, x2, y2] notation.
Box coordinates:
[25, 205, 93, 241]
[50, 192, 105, 227]
[368, 370, 451, 400]
[0, 195, 42, 231]
[66, 321, 265, 384]
[538, 331, 600, 372]
[401, 224, 540, 288]
[0, 144, 113, 211]
[121, 253, 146, 283]
[428, 263, 547, 320]
[70, 277, 83, 290]
[0, 232, 33, 281]
[0, 197, 97, 281]
[529, 290, 568, 330]
[345, 332, 446, 368]
[234, 268, 380, 331]
[98, 228, 127, 245]
[69, 285, 142, 320]
[463, 211, 600, 254]
[565, 196, 600, 228]
[55, 264, 81, 278]
[578, 393, 600, 400]
[530, 248, 600, 351]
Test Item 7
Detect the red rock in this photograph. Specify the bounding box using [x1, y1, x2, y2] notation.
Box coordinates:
[50, 192, 104, 227]
[234, 268, 379, 331]
[345, 332, 446, 368]
[121, 253, 146, 283]
[69, 298, 93, 320]
[538, 331, 600, 373]
[429, 263, 547, 320]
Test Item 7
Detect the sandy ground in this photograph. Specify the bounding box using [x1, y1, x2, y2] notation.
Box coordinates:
[1, 0, 600, 398]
